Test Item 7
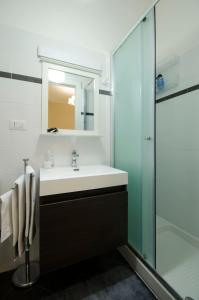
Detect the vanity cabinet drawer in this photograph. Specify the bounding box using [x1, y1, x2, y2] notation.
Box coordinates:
[40, 189, 128, 274]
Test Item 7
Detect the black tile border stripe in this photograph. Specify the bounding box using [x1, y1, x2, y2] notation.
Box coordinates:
[156, 83, 199, 103]
[99, 89, 112, 96]
[2, 69, 196, 102]
[0, 71, 112, 96]
[12, 73, 42, 84]
[0, 71, 42, 84]
[0, 71, 11, 79]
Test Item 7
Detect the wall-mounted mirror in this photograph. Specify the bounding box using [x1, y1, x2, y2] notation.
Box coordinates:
[42, 63, 99, 135]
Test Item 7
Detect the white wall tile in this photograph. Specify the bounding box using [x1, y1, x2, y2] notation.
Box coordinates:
[0, 25, 112, 272]
[156, 91, 199, 238]
[0, 24, 110, 84]
[157, 42, 199, 100]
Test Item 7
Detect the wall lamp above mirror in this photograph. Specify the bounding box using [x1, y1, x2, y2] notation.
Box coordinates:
[41, 62, 100, 136]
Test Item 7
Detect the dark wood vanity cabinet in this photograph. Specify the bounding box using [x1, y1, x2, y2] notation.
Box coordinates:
[40, 186, 128, 274]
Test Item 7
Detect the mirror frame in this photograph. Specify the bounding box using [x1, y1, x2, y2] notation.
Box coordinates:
[41, 62, 100, 136]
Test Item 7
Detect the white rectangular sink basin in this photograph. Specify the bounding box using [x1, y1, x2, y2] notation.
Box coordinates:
[40, 165, 128, 196]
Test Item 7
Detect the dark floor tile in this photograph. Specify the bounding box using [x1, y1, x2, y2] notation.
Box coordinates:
[4, 286, 50, 300]
[38, 251, 126, 293]
[0, 271, 12, 299]
[0, 271, 50, 300]
[0, 251, 156, 300]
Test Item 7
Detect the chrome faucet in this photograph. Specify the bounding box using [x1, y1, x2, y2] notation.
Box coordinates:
[71, 150, 79, 171]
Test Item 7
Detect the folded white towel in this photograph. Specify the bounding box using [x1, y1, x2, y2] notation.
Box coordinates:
[15, 175, 25, 257]
[0, 190, 13, 243]
[26, 166, 36, 245]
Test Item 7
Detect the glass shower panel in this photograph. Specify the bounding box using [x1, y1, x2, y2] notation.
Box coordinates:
[113, 24, 142, 252]
[113, 9, 155, 264]
[156, 1, 199, 298]
[141, 9, 155, 266]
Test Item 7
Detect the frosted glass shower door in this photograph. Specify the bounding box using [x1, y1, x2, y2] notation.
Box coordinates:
[141, 10, 155, 266]
[113, 9, 155, 265]
[113, 24, 142, 252]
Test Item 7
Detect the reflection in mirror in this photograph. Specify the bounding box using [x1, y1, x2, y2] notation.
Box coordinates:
[48, 83, 75, 129]
[48, 69, 94, 131]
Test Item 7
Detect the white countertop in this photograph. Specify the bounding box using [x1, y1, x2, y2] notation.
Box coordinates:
[40, 165, 128, 196]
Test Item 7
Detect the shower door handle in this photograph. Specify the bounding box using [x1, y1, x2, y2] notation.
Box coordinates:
[144, 136, 152, 141]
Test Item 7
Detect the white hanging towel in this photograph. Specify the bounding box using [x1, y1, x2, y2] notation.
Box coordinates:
[25, 168, 31, 238]
[26, 166, 36, 245]
[0, 191, 13, 243]
[15, 175, 25, 257]
[11, 188, 18, 247]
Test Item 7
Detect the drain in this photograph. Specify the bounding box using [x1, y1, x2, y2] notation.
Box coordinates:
[185, 297, 195, 300]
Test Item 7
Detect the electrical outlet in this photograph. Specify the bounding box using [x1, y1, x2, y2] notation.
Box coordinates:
[9, 120, 26, 131]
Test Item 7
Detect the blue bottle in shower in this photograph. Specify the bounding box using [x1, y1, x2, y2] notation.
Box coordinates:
[156, 74, 164, 91]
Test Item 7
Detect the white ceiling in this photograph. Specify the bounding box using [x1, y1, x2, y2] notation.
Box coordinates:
[0, 0, 153, 53]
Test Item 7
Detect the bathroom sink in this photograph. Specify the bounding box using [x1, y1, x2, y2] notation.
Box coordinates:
[40, 165, 128, 196]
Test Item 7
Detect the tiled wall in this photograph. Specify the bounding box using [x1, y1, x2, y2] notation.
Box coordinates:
[156, 41, 199, 101]
[0, 24, 112, 272]
[156, 42, 199, 239]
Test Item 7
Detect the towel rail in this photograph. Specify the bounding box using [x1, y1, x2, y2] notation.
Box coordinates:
[12, 158, 39, 288]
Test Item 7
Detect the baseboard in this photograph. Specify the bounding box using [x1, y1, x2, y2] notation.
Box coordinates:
[118, 245, 181, 300]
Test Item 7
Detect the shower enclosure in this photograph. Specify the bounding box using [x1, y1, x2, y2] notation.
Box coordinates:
[113, 1, 199, 300]
[113, 8, 155, 267]
[155, 1, 199, 299]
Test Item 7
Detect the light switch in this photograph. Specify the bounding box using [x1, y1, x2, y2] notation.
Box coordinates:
[9, 120, 26, 130]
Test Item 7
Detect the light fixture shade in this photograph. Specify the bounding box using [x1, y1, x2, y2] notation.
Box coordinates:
[48, 69, 65, 83]
[68, 95, 75, 106]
